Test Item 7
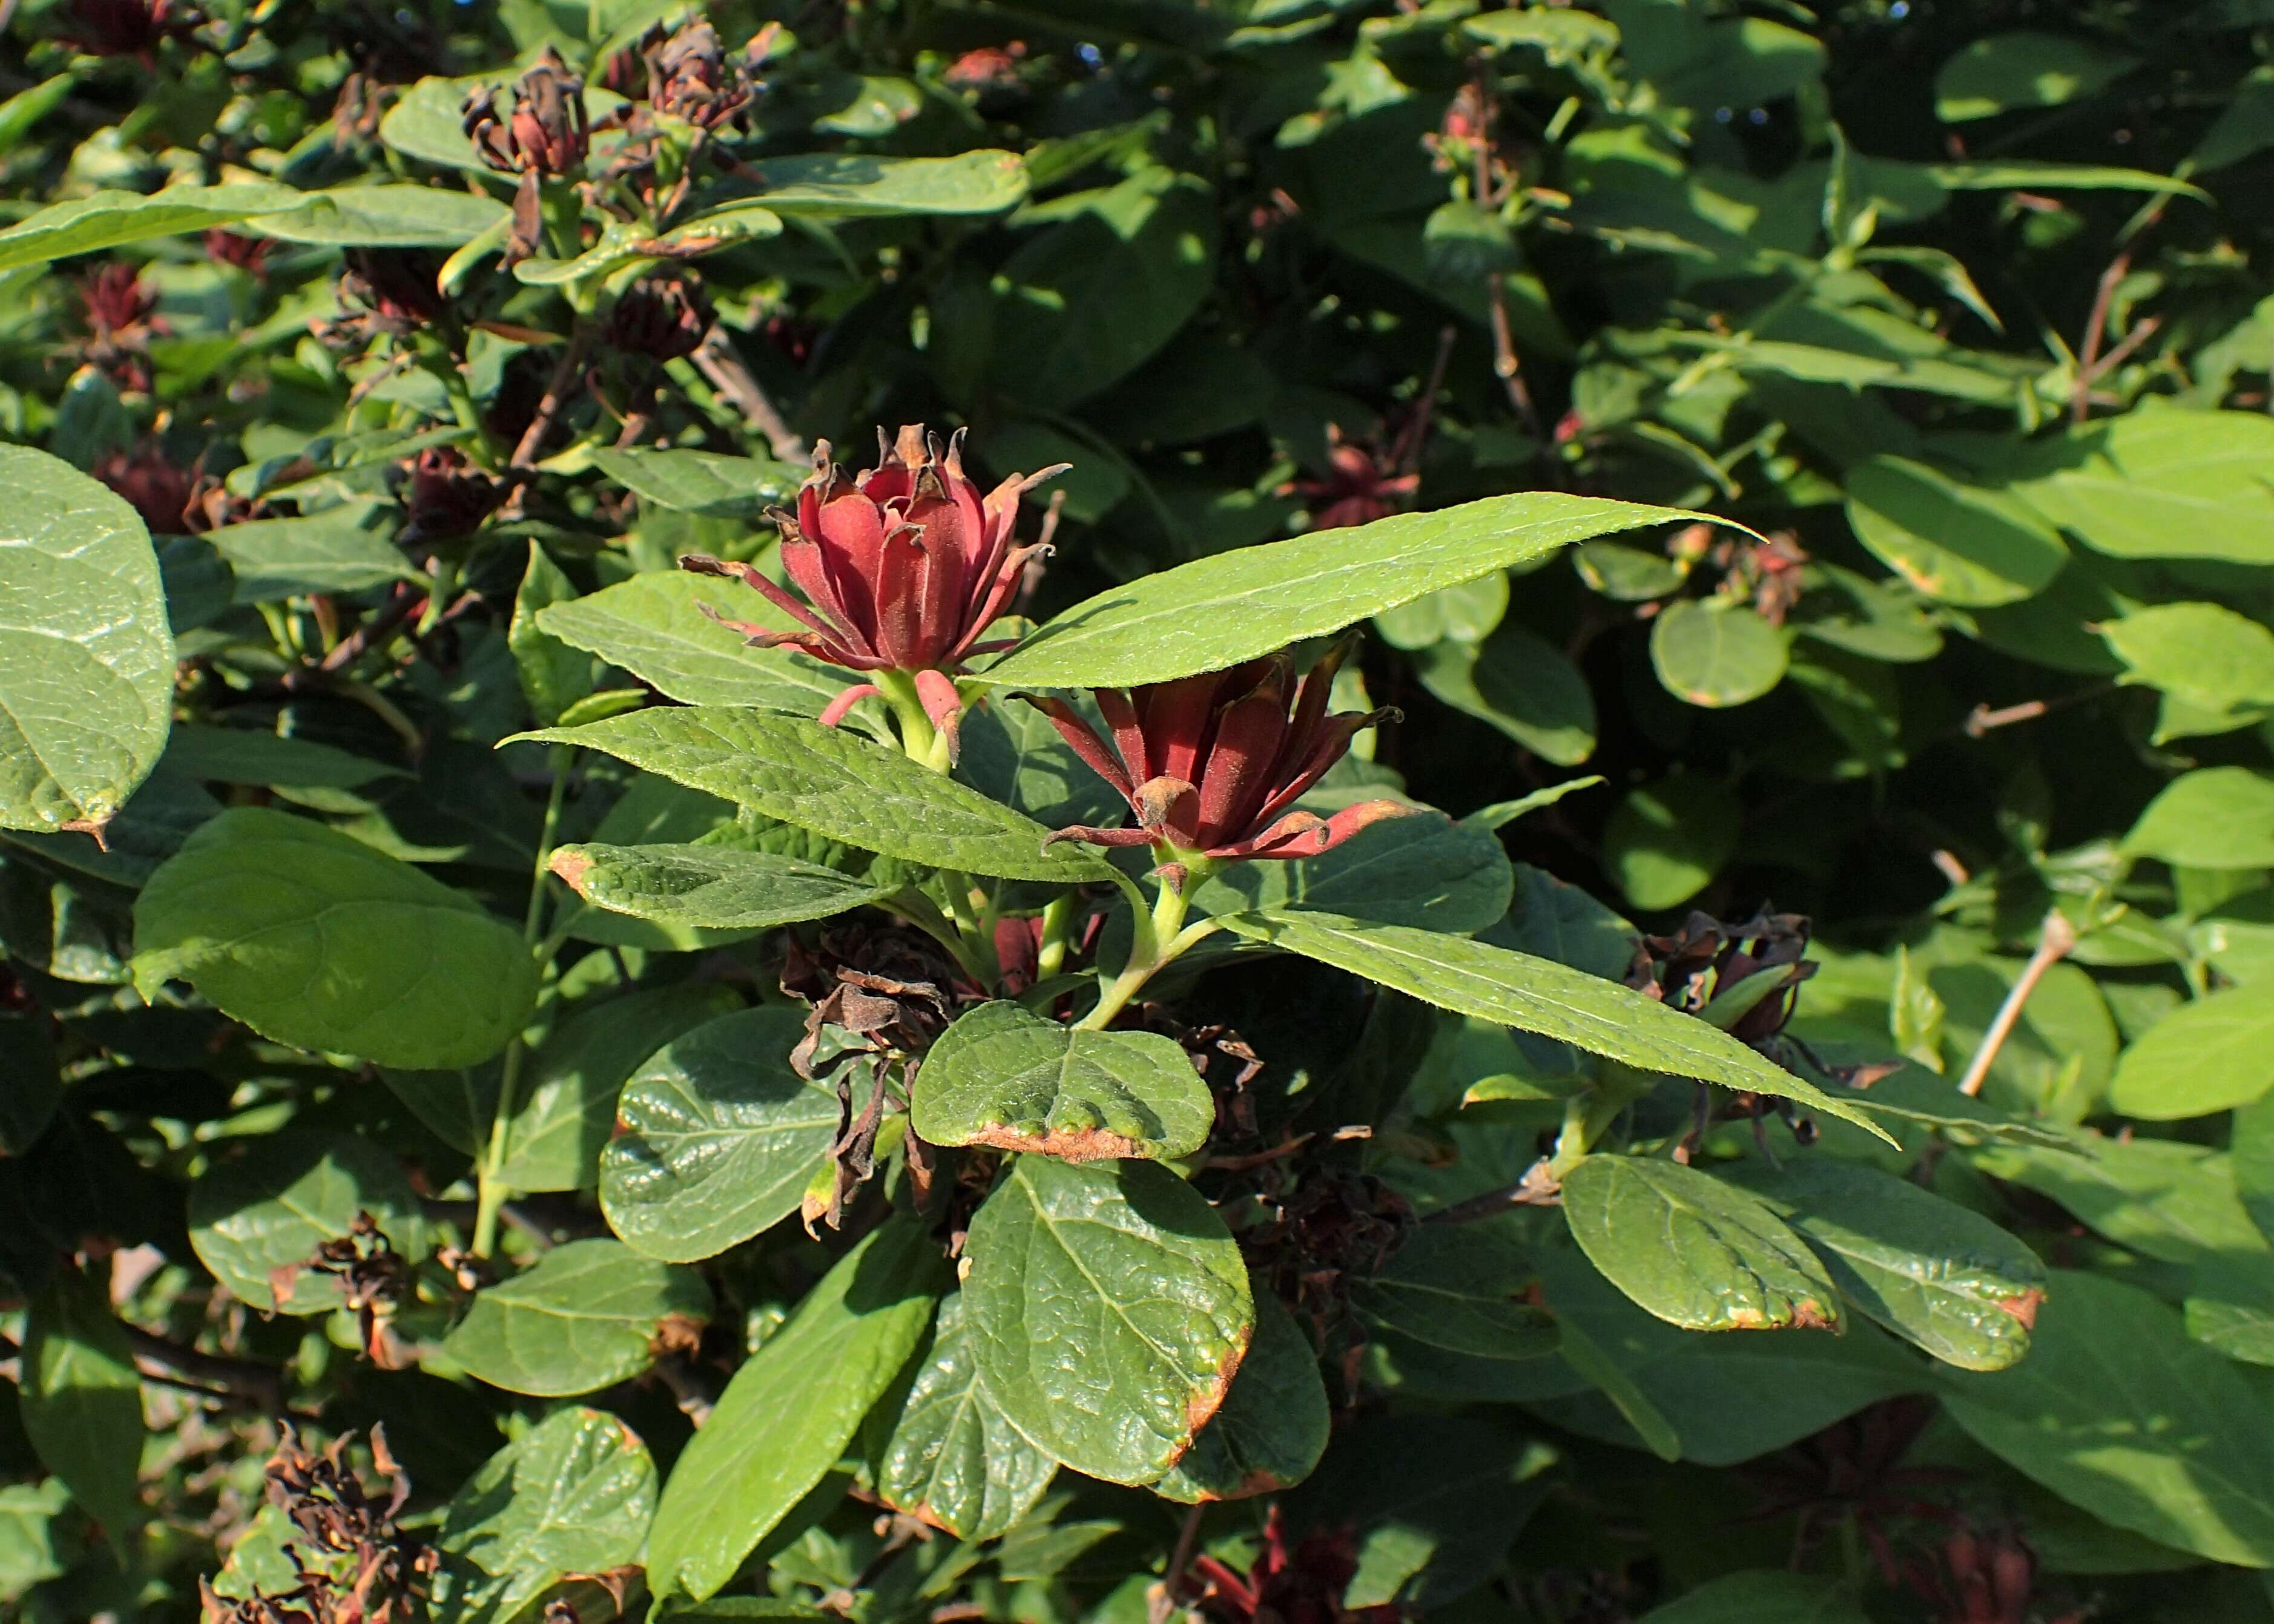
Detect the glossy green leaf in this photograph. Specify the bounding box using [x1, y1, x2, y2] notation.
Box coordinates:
[1223, 909, 1892, 1139]
[187, 1129, 427, 1313]
[1373, 573, 1509, 648]
[18, 1269, 141, 1547]
[1649, 599, 1788, 709]
[1936, 31, 2138, 121]
[599, 1005, 841, 1263]
[1414, 625, 1598, 762]
[1562, 1156, 1842, 1332]
[535, 570, 879, 715]
[0, 182, 301, 271]
[248, 185, 508, 246]
[964, 1156, 1254, 1485]
[1969, 1136, 2266, 1269]
[1492, 861, 1639, 979]
[444, 1238, 710, 1397]
[433, 1406, 658, 1624]
[509, 542, 595, 728]
[2124, 768, 2274, 869]
[1193, 806, 1514, 936]
[0, 445, 175, 833]
[496, 984, 738, 1193]
[587, 448, 804, 518]
[645, 1218, 943, 1603]
[1845, 456, 2067, 607]
[2106, 983, 2274, 1120]
[132, 808, 539, 1069]
[983, 493, 1710, 689]
[2017, 407, 2274, 564]
[914, 1000, 1211, 1162]
[200, 502, 416, 602]
[163, 723, 406, 792]
[1939, 1271, 2274, 1566]
[1350, 1223, 1559, 1361]
[549, 841, 889, 932]
[1155, 1292, 1330, 1503]
[2103, 602, 2274, 712]
[716, 150, 1026, 216]
[876, 1292, 1056, 1540]
[1732, 1159, 2046, 1370]
[1602, 776, 1742, 912]
[513, 708, 1113, 883]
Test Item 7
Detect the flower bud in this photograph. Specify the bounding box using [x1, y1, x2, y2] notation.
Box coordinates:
[604, 270, 711, 361]
[462, 48, 588, 177]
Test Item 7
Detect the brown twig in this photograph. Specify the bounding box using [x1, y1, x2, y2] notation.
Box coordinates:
[1150, 1504, 1208, 1624]
[691, 327, 808, 462]
[309, 582, 426, 677]
[654, 1354, 715, 1426]
[2072, 252, 2130, 424]
[1391, 324, 1460, 478]
[512, 326, 593, 469]
[1424, 1159, 1563, 1223]
[127, 1328, 288, 1412]
[1956, 912, 2079, 1099]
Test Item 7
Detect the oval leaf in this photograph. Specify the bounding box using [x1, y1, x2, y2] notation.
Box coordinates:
[2107, 983, 2274, 1120]
[0, 182, 300, 271]
[913, 1001, 1213, 1162]
[19, 1269, 142, 1548]
[1155, 1291, 1331, 1504]
[0, 445, 175, 832]
[444, 1238, 710, 1398]
[1847, 455, 2067, 607]
[599, 1006, 841, 1264]
[964, 1156, 1254, 1485]
[1648, 600, 1788, 709]
[1561, 1156, 1842, 1332]
[131, 807, 539, 1069]
[188, 1129, 427, 1314]
[876, 1292, 1057, 1541]
[549, 842, 890, 932]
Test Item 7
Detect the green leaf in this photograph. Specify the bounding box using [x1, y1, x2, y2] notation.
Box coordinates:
[509, 542, 595, 728]
[1155, 1291, 1331, 1503]
[716, 150, 1027, 217]
[1413, 625, 1597, 762]
[2015, 407, 2274, 565]
[1192, 807, 1514, 936]
[645, 1218, 943, 1604]
[2103, 603, 2274, 714]
[1648, 599, 1789, 708]
[163, 723, 407, 792]
[1373, 574, 1509, 648]
[0, 182, 301, 271]
[964, 1156, 1254, 1485]
[989, 168, 1218, 409]
[433, 1406, 657, 1624]
[0, 445, 175, 832]
[2124, 768, 2274, 869]
[599, 1005, 841, 1263]
[1845, 456, 2068, 607]
[549, 842, 890, 932]
[496, 984, 739, 1193]
[1936, 31, 2138, 121]
[202, 502, 417, 603]
[587, 448, 804, 518]
[512, 708, 1112, 883]
[0, 1479, 74, 1601]
[1492, 861, 1639, 979]
[956, 695, 1128, 831]
[247, 185, 508, 246]
[535, 570, 878, 715]
[1639, 1571, 1870, 1624]
[1938, 1271, 2274, 1566]
[18, 1269, 141, 1548]
[0, 1014, 60, 1157]
[2106, 983, 2274, 1120]
[913, 1000, 1212, 1162]
[982, 492, 1712, 689]
[132, 807, 539, 1069]
[1350, 1223, 1559, 1362]
[876, 1292, 1056, 1540]
[187, 1129, 427, 1313]
[1969, 1136, 2267, 1269]
[1730, 1159, 2046, 1370]
[1561, 1156, 1842, 1332]
[1602, 776, 1742, 912]
[1223, 910, 1892, 1140]
[443, 1238, 710, 1397]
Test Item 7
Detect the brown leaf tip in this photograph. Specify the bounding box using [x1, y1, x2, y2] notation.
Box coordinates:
[547, 848, 595, 893]
[966, 1124, 1147, 1163]
[1996, 1288, 2045, 1330]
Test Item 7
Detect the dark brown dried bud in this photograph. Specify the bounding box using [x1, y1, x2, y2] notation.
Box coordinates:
[398, 446, 502, 550]
[93, 443, 194, 534]
[646, 21, 756, 129]
[462, 47, 589, 177]
[604, 269, 712, 360]
[340, 248, 449, 329]
[1626, 906, 1814, 1048]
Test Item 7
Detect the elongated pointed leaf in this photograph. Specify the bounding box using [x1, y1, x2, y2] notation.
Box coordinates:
[645, 1218, 943, 1603]
[443, 1238, 711, 1397]
[963, 1156, 1254, 1485]
[1561, 1156, 1841, 1332]
[1155, 1292, 1331, 1503]
[2106, 982, 2274, 1120]
[913, 1001, 1213, 1161]
[132, 808, 539, 1069]
[549, 842, 890, 931]
[876, 1293, 1056, 1540]
[0, 182, 301, 271]
[599, 1007, 840, 1263]
[19, 1269, 142, 1548]
[0, 445, 175, 832]
[982, 493, 1709, 688]
[512, 709, 1113, 883]
[710, 150, 1027, 217]
[586, 449, 803, 517]
[434, 1406, 658, 1624]
[246, 185, 507, 246]
[1219, 910, 1893, 1140]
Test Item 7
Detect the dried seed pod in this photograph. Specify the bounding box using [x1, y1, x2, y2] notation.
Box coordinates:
[461, 47, 590, 177]
[604, 269, 713, 361]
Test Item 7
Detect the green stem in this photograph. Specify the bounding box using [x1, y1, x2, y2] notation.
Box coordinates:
[872, 669, 957, 772]
[472, 747, 572, 1258]
[1075, 864, 1221, 1031]
[1035, 895, 1074, 979]
[417, 552, 460, 636]
[1547, 1067, 1652, 1179]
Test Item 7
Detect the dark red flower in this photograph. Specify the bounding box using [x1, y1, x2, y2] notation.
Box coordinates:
[1186, 1506, 1399, 1624]
[462, 48, 588, 179]
[683, 426, 1063, 732]
[61, 0, 196, 56]
[93, 443, 194, 534]
[647, 21, 758, 129]
[398, 446, 501, 550]
[604, 269, 711, 361]
[943, 43, 1028, 96]
[203, 229, 271, 277]
[78, 262, 166, 390]
[1027, 642, 1405, 867]
[331, 248, 449, 340]
[1284, 426, 1418, 533]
